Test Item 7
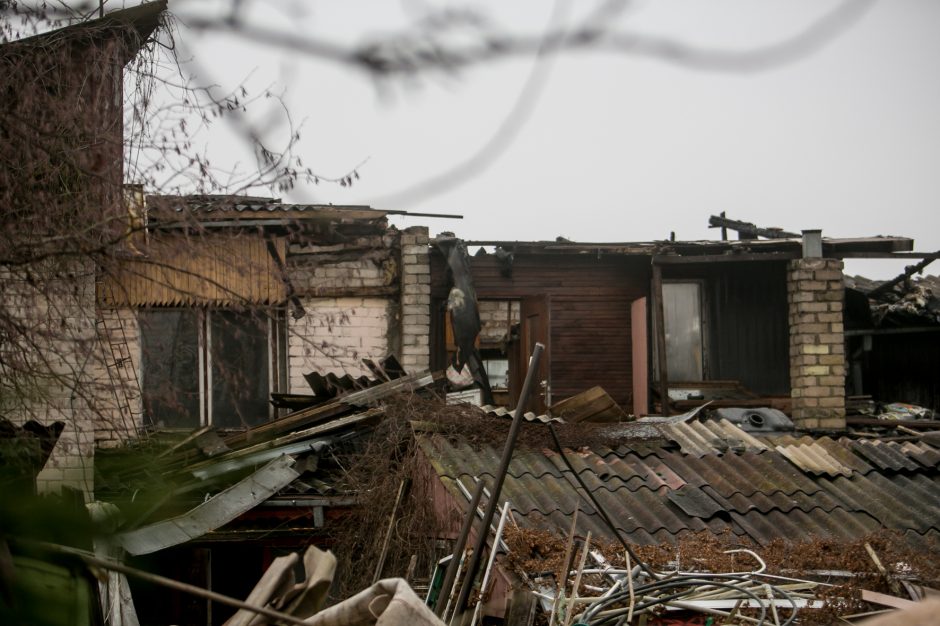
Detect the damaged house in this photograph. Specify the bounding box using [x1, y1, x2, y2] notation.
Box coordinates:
[1, 3, 443, 623]
[429, 219, 937, 430]
[4, 3, 940, 624]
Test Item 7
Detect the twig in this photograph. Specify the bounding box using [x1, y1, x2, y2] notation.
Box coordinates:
[550, 507, 579, 626]
[373, 477, 411, 583]
[864, 542, 903, 597]
[565, 531, 591, 626]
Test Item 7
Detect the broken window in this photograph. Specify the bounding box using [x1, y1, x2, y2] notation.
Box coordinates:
[140, 308, 285, 429]
[481, 352, 509, 390]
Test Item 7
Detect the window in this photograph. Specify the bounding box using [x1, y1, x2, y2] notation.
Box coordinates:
[140, 309, 285, 429]
[653, 281, 707, 382]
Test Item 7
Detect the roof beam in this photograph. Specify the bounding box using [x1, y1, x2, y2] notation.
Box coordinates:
[708, 215, 799, 239]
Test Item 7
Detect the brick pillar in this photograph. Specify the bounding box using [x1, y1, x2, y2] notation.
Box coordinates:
[399, 227, 430, 372]
[787, 258, 846, 430]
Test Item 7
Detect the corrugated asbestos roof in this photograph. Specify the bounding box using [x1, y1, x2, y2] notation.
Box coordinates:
[656, 418, 769, 456]
[479, 405, 563, 424]
[418, 428, 940, 549]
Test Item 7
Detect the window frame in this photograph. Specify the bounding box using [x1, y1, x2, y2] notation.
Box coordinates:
[139, 307, 286, 430]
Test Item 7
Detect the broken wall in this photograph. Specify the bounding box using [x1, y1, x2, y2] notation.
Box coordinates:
[288, 297, 394, 388]
[286, 226, 430, 384]
[433, 252, 649, 408]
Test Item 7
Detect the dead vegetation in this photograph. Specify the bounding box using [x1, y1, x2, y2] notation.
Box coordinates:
[502, 526, 940, 624]
[324, 390, 642, 598]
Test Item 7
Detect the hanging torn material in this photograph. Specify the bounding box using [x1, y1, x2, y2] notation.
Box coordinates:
[436, 235, 494, 405]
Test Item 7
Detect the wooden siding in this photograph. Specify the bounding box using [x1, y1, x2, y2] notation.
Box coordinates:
[864, 333, 940, 411]
[460, 254, 650, 409]
[663, 261, 790, 396]
[97, 233, 287, 307]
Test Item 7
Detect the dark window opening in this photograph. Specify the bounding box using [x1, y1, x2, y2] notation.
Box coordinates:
[140, 309, 200, 429]
[210, 310, 270, 428]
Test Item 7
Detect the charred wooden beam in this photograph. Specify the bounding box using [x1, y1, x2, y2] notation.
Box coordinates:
[293, 285, 400, 298]
[868, 255, 938, 298]
[266, 238, 305, 318]
[708, 215, 799, 239]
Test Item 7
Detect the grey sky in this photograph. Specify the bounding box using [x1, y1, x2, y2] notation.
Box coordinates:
[161, 0, 940, 278]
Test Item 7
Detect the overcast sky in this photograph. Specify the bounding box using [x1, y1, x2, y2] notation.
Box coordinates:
[152, 0, 940, 278]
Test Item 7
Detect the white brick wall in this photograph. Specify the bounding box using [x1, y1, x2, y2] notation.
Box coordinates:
[479, 300, 520, 344]
[400, 227, 430, 372]
[0, 260, 99, 498]
[288, 235, 398, 293]
[287, 297, 393, 392]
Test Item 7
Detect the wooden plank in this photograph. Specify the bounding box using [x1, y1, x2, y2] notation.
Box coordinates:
[295, 285, 400, 298]
[653, 252, 799, 264]
[652, 264, 670, 416]
[861, 589, 918, 610]
[550, 386, 627, 423]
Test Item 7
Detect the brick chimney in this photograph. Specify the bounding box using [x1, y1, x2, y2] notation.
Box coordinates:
[787, 243, 847, 430]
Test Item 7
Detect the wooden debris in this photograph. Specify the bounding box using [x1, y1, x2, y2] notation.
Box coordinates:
[549, 387, 629, 423]
[860, 589, 918, 610]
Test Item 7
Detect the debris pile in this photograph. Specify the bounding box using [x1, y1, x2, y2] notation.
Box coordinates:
[500, 527, 940, 626]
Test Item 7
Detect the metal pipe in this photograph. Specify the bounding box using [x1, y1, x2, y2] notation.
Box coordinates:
[451, 343, 545, 621]
[801, 229, 823, 259]
[470, 501, 511, 626]
[435, 478, 486, 616]
[454, 478, 509, 551]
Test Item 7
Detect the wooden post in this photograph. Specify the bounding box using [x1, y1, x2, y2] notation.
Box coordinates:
[651, 262, 670, 416]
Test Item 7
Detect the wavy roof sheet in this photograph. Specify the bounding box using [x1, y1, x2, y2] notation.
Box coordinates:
[418, 430, 940, 549]
[656, 418, 768, 456]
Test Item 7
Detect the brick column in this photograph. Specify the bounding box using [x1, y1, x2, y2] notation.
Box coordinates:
[399, 227, 430, 372]
[787, 258, 846, 430]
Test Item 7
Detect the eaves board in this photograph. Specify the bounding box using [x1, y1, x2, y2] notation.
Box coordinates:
[118, 455, 299, 556]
